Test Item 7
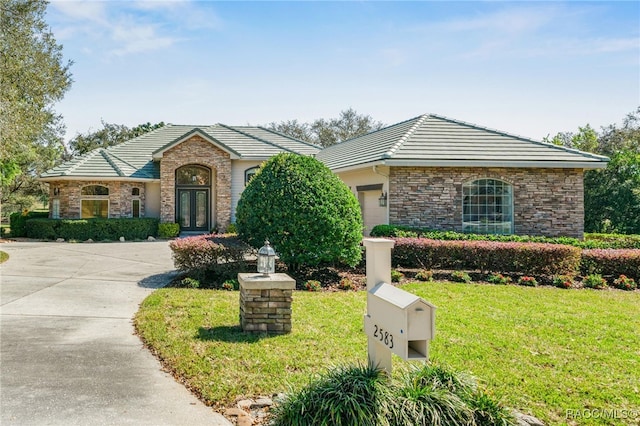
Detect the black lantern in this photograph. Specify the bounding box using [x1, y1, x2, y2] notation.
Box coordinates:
[257, 240, 276, 276]
[378, 191, 387, 207]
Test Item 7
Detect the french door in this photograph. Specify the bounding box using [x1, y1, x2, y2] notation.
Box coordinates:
[177, 189, 209, 232]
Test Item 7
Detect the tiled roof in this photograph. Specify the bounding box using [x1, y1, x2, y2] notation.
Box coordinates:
[41, 124, 321, 180]
[316, 114, 609, 171]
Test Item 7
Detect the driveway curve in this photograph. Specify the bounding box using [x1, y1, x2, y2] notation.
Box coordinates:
[0, 241, 231, 426]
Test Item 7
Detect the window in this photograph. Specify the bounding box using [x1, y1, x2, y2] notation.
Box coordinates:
[132, 187, 140, 196]
[52, 199, 60, 219]
[462, 179, 513, 234]
[81, 185, 109, 218]
[176, 165, 210, 186]
[245, 167, 259, 186]
[132, 199, 140, 218]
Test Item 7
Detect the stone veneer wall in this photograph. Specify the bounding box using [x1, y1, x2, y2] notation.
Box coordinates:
[389, 167, 584, 238]
[158, 136, 232, 231]
[48, 180, 147, 219]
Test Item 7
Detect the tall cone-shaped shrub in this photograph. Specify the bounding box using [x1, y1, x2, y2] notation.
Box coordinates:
[236, 153, 363, 271]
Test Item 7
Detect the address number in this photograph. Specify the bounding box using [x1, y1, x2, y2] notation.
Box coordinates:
[373, 324, 394, 349]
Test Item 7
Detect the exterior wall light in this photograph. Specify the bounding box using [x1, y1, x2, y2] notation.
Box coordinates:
[257, 240, 276, 276]
[378, 191, 388, 207]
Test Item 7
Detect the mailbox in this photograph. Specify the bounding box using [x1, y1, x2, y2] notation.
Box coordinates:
[364, 282, 436, 361]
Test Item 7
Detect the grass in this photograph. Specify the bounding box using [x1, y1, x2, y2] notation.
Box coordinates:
[135, 283, 640, 425]
[0, 250, 8, 263]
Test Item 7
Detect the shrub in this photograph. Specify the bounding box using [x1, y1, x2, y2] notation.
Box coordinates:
[582, 274, 608, 289]
[517, 276, 538, 287]
[581, 249, 640, 282]
[10, 210, 48, 237]
[392, 238, 581, 276]
[158, 222, 180, 239]
[222, 279, 239, 291]
[552, 275, 574, 289]
[169, 234, 254, 277]
[414, 269, 433, 282]
[271, 363, 391, 426]
[487, 273, 511, 285]
[180, 277, 200, 288]
[338, 277, 354, 290]
[236, 153, 363, 271]
[451, 271, 471, 283]
[390, 269, 404, 283]
[304, 280, 321, 292]
[24, 218, 159, 241]
[468, 390, 516, 426]
[612, 275, 637, 291]
[226, 223, 237, 234]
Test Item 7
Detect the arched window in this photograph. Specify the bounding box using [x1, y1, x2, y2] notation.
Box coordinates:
[132, 187, 140, 196]
[176, 165, 210, 186]
[81, 185, 109, 218]
[245, 166, 259, 186]
[462, 179, 513, 234]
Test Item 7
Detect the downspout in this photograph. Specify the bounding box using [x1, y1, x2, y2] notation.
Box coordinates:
[373, 165, 390, 225]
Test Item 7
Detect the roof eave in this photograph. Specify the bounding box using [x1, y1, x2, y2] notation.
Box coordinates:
[152, 128, 241, 160]
[39, 176, 161, 183]
[383, 159, 609, 169]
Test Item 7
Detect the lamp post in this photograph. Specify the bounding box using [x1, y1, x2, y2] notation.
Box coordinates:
[257, 240, 276, 276]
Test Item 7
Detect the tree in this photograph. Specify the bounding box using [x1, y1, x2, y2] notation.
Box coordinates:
[267, 108, 385, 147]
[0, 0, 73, 217]
[68, 121, 165, 156]
[547, 107, 640, 234]
[235, 153, 363, 271]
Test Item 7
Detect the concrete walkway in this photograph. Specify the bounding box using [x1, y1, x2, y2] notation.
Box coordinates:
[0, 241, 231, 425]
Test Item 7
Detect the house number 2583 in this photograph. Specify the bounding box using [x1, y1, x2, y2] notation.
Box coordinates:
[373, 324, 394, 349]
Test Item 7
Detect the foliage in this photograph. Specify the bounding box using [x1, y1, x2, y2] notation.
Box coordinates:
[487, 273, 511, 285]
[517, 276, 538, 287]
[392, 238, 582, 276]
[414, 269, 433, 282]
[612, 275, 637, 291]
[222, 279, 239, 291]
[451, 271, 472, 283]
[0, 251, 8, 263]
[68, 121, 165, 156]
[552, 275, 574, 289]
[266, 108, 385, 147]
[169, 234, 253, 277]
[338, 277, 354, 290]
[180, 277, 200, 289]
[226, 223, 237, 234]
[271, 363, 392, 426]
[581, 249, 640, 282]
[303, 280, 321, 292]
[582, 274, 608, 290]
[158, 222, 180, 239]
[9, 210, 48, 236]
[24, 217, 159, 241]
[1, 0, 72, 210]
[371, 224, 640, 249]
[236, 153, 362, 270]
[390, 269, 404, 283]
[135, 284, 640, 424]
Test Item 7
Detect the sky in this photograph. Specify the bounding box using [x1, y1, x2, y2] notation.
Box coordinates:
[46, 0, 640, 143]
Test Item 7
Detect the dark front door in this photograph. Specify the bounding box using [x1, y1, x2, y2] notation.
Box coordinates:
[177, 189, 209, 232]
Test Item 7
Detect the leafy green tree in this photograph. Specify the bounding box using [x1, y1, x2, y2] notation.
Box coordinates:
[69, 121, 165, 156]
[0, 0, 72, 217]
[235, 153, 363, 271]
[267, 108, 385, 147]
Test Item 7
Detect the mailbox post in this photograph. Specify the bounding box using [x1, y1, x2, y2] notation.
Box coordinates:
[363, 238, 436, 374]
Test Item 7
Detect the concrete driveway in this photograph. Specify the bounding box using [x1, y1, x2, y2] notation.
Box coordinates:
[0, 241, 231, 425]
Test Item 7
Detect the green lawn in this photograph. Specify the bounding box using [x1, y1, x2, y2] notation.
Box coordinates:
[135, 283, 640, 425]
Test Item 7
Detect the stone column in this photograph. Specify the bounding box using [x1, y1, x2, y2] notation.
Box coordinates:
[238, 273, 295, 334]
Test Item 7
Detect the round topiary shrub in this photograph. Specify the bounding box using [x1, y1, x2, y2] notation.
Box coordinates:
[236, 153, 363, 271]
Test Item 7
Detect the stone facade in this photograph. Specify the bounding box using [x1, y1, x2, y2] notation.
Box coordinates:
[238, 273, 295, 334]
[389, 167, 584, 238]
[159, 135, 232, 231]
[48, 180, 146, 219]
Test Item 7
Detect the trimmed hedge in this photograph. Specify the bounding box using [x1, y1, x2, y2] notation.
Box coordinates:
[9, 211, 49, 237]
[25, 218, 159, 241]
[392, 238, 582, 276]
[370, 224, 640, 249]
[169, 233, 254, 274]
[581, 249, 640, 282]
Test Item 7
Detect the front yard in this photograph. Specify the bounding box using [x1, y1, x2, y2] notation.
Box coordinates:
[135, 281, 640, 426]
